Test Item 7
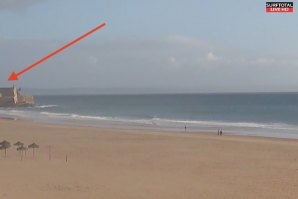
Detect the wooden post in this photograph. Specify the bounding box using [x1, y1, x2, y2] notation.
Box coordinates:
[49, 145, 51, 160]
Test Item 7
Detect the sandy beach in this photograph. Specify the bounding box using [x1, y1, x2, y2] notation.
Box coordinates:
[0, 119, 297, 199]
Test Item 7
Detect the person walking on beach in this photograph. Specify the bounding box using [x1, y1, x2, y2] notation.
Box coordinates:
[220, 129, 223, 136]
[185, 125, 187, 132]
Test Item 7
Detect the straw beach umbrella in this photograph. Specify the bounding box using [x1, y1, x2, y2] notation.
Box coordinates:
[14, 141, 24, 147]
[28, 143, 39, 157]
[0, 140, 11, 157]
[17, 145, 27, 160]
[17, 145, 27, 152]
[14, 141, 24, 156]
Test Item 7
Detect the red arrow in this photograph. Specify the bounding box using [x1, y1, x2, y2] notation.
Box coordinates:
[8, 22, 106, 81]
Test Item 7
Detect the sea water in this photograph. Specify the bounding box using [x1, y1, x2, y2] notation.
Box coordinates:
[1, 93, 298, 139]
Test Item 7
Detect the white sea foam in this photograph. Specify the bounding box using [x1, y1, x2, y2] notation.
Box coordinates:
[35, 105, 58, 109]
[152, 118, 298, 131]
[35, 112, 298, 131]
[1, 108, 298, 138]
[40, 112, 69, 117]
[153, 118, 270, 128]
[70, 114, 111, 120]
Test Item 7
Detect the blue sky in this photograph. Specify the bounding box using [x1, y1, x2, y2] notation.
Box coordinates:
[0, 0, 298, 92]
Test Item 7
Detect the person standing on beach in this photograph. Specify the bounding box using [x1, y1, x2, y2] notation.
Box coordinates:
[220, 129, 223, 136]
[185, 125, 187, 132]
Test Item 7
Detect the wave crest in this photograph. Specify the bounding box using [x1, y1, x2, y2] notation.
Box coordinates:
[36, 105, 58, 109]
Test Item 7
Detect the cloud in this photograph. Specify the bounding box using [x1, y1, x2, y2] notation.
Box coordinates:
[207, 52, 219, 61]
[87, 56, 99, 65]
[0, 36, 212, 88]
[166, 35, 208, 48]
[167, 56, 180, 70]
[0, 0, 45, 11]
[1, 36, 298, 92]
[168, 56, 177, 64]
[251, 57, 276, 65]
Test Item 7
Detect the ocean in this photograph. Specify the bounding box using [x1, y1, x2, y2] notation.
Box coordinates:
[1, 93, 298, 139]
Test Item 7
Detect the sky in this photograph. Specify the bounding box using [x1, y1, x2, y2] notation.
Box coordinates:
[0, 0, 298, 93]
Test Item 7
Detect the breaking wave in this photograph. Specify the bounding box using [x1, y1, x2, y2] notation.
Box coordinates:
[35, 105, 58, 109]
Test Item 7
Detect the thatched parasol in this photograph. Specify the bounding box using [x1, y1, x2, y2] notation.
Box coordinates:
[17, 145, 27, 151]
[0, 140, 11, 157]
[17, 145, 27, 160]
[28, 143, 39, 157]
[14, 141, 24, 147]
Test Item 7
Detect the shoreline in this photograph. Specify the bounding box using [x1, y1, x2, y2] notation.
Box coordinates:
[1, 113, 298, 140]
[1, 117, 298, 144]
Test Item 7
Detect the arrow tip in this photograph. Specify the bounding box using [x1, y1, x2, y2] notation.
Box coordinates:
[8, 72, 19, 81]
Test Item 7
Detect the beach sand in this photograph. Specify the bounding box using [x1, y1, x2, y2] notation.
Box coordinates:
[0, 119, 297, 199]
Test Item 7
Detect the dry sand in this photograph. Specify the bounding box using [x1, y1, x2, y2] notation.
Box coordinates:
[0, 119, 298, 199]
